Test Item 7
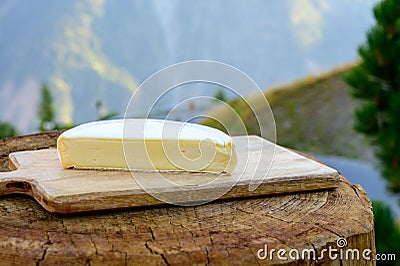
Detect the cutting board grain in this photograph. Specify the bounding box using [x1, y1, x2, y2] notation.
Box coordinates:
[0, 136, 339, 213]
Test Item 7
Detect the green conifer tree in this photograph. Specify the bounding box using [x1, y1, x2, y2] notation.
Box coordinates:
[0, 121, 18, 139]
[345, 0, 400, 193]
[38, 84, 55, 132]
[372, 201, 400, 264]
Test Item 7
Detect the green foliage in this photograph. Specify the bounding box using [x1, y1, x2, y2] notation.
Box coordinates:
[344, 0, 400, 193]
[95, 100, 119, 121]
[214, 88, 227, 102]
[38, 84, 73, 132]
[38, 84, 55, 132]
[37, 84, 119, 133]
[372, 201, 400, 265]
[0, 121, 18, 139]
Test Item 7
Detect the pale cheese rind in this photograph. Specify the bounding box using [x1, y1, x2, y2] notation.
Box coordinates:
[57, 119, 237, 173]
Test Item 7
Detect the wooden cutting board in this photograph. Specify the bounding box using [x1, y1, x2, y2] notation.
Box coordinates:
[0, 136, 339, 214]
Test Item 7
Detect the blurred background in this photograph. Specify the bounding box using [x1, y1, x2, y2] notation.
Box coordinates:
[0, 0, 376, 131]
[0, 0, 399, 261]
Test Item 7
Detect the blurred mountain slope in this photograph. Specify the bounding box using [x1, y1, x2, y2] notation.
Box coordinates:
[203, 63, 374, 160]
[0, 0, 377, 133]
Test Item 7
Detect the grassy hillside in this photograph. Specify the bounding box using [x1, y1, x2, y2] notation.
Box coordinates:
[202, 63, 374, 160]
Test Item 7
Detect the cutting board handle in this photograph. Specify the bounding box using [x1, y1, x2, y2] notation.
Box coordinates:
[0, 170, 31, 196]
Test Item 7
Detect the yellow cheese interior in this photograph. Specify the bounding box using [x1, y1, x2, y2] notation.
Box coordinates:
[57, 120, 237, 173]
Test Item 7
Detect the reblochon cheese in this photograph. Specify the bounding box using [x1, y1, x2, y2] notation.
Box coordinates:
[57, 119, 237, 173]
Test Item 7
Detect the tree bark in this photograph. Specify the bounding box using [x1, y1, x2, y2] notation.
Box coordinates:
[0, 132, 375, 265]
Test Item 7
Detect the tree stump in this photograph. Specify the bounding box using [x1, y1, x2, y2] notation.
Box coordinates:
[0, 132, 375, 265]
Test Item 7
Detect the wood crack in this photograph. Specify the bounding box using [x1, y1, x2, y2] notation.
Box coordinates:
[149, 226, 155, 241]
[205, 247, 211, 265]
[89, 234, 98, 256]
[351, 184, 361, 199]
[36, 232, 52, 266]
[145, 241, 170, 265]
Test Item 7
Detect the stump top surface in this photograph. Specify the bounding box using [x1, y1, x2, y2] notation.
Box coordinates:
[0, 132, 375, 265]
